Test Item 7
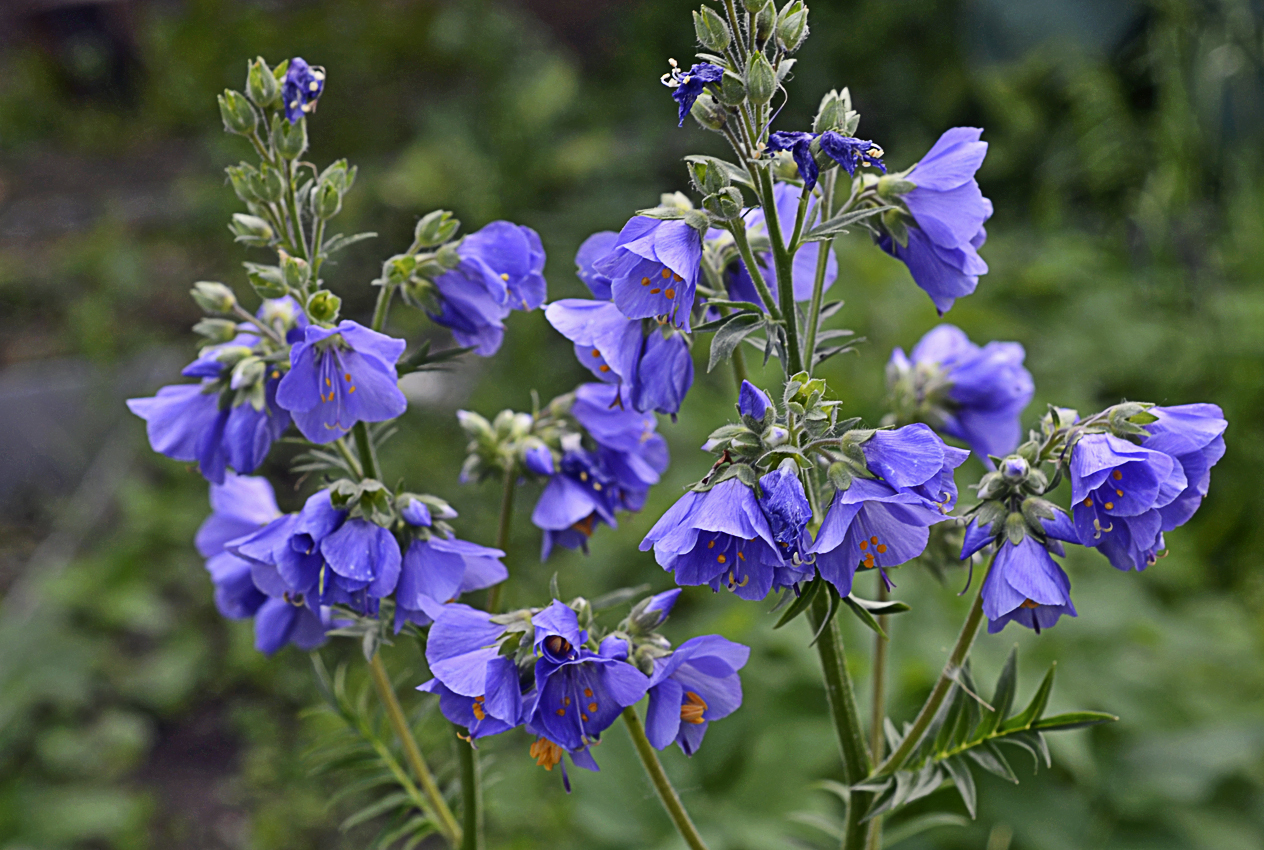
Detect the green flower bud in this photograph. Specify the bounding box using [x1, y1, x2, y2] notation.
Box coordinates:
[745, 52, 776, 104]
[776, 2, 809, 52]
[314, 180, 342, 219]
[247, 57, 280, 108]
[690, 92, 728, 131]
[753, 3, 776, 44]
[400, 277, 438, 311]
[414, 209, 460, 248]
[225, 164, 260, 203]
[703, 186, 743, 220]
[881, 208, 909, 248]
[279, 251, 309, 290]
[231, 355, 266, 390]
[245, 264, 288, 298]
[742, 0, 769, 12]
[318, 159, 356, 194]
[683, 209, 711, 232]
[877, 174, 916, 199]
[218, 90, 256, 135]
[436, 242, 462, 271]
[690, 160, 731, 195]
[717, 70, 747, 107]
[193, 318, 239, 343]
[272, 113, 307, 160]
[307, 290, 342, 324]
[692, 6, 731, 52]
[251, 163, 285, 203]
[228, 213, 274, 247]
[191, 281, 237, 315]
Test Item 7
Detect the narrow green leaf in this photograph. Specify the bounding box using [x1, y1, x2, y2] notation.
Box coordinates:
[932, 686, 964, 755]
[996, 730, 1045, 774]
[340, 791, 410, 831]
[975, 645, 1018, 741]
[802, 205, 892, 241]
[701, 299, 765, 313]
[323, 231, 379, 255]
[683, 154, 755, 188]
[881, 813, 971, 846]
[999, 662, 1057, 733]
[846, 595, 912, 616]
[773, 578, 822, 629]
[811, 778, 853, 805]
[941, 755, 977, 819]
[842, 594, 889, 639]
[904, 761, 947, 805]
[708, 313, 762, 372]
[1031, 711, 1118, 731]
[965, 743, 1018, 784]
[808, 584, 841, 646]
[590, 584, 652, 611]
[787, 811, 843, 840]
[374, 815, 432, 849]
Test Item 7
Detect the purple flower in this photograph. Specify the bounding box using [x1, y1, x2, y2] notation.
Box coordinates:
[646, 635, 749, 755]
[275, 320, 407, 445]
[571, 382, 670, 513]
[429, 221, 547, 355]
[879, 127, 992, 314]
[531, 448, 619, 559]
[524, 444, 556, 476]
[819, 132, 886, 176]
[629, 588, 683, 631]
[1140, 404, 1227, 532]
[982, 536, 1076, 634]
[738, 379, 772, 420]
[757, 464, 812, 560]
[418, 604, 523, 740]
[809, 425, 968, 595]
[767, 131, 819, 189]
[195, 473, 279, 619]
[593, 217, 701, 331]
[640, 478, 804, 601]
[320, 517, 403, 606]
[394, 537, 507, 631]
[1070, 433, 1187, 571]
[740, 183, 838, 303]
[664, 63, 723, 126]
[282, 57, 325, 124]
[575, 231, 619, 300]
[254, 598, 330, 655]
[892, 324, 1034, 462]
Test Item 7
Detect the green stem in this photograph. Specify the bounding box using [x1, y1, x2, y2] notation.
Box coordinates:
[621, 708, 710, 850]
[369, 653, 462, 846]
[484, 463, 517, 614]
[809, 592, 871, 849]
[728, 222, 782, 322]
[758, 166, 803, 374]
[865, 581, 890, 850]
[371, 280, 396, 334]
[730, 343, 749, 390]
[803, 175, 835, 374]
[284, 158, 309, 262]
[872, 554, 994, 777]
[352, 421, 380, 481]
[455, 729, 483, 850]
[722, 0, 748, 63]
[333, 436, 364, 478]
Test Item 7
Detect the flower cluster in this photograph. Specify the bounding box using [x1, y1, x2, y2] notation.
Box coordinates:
[417, 592, 748, 788]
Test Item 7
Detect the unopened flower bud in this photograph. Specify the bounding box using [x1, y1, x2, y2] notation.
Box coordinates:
[776, 2, 809, 53]
[225, 164, 260, 203]
[318, 159, 355, 194]
[435, 242, 462, 271]
[628, 589, 682, 632]
[1001, 455, 1029, 482]
[247, 57, 280, 108]
[272, 112, 307, 160]
[231, 355, 265, 390]
[457, 410, 496, 444]
[314, 180, 342, 219]
[877, 174, 916, 200]
[753, 2, 776, 44]
[246, 265, 287, 299]
[278, 252, 308, 290]
[218, 90, 256, 135]
[690, 92, 728, 131]
[228, 213, 273, 247]
[307, 290, 341, 323]
[742, 0, 769, 12]
[692, 6, 731, 52]
[193, 318, 239, 343]
[703, 187, 743, 220]
[745, 52, 776, 104]
[766, 425, 790, 447]
[523, 441, 555, 475]
[414, 210, 460, 248]
[683, 209, 710, 232]
[191, 281, 237, 315]
[251, 164, 285, 203]
[717, 71, 747, 107]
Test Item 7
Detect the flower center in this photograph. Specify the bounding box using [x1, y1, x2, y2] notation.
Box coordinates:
[858, 535, 888, 569]
[471, 695, 486, 721]
[529, 737, 563, 771]
[680, 691, 708, 725]
[544, 635, 572, 657]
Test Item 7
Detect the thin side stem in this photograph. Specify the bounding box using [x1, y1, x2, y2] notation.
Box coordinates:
[371, 281, 396, 333]
[728, 222, 782, 322]
[865, 581, 890, 850]
[284, 158, 309, 262]
[455, 729, 483, 850]
[352, 421, 380, 481]
[484, 463, 517, 614]
[721, 0, 748, 63]
[730, 343, 749, 390]
[803, 174, 835, 374]
[368, 653, 462, 846]
[872, 554, 994, 777]
[621, 708, 710, 850]
[332, 436, 364, 479]
[758, 166, 803, 374]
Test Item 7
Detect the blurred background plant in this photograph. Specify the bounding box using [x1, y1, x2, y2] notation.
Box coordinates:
[0, 0, 1262, 848]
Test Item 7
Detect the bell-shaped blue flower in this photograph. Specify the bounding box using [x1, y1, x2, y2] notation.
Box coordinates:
[394, 537, 507, 631]
[982, 536, 1076, 634]
[419, 604, 523, 740]
[879, 127, 992, 314]
[320, 517, 403, 608]
[1140, 404, 1227, 532]
[663, 62, 723, 126]
[571, 382, 670, 513]
[195, 473, 279, 619]
[1070, 433, 1187, 571]
[531, 447, 620, 559]
[575, 231, 618, 300]
[275, 320, 407, 444]
[640, 478, 803, 601]
[593, 217, 701, 331]
[645, 635, 749, 755]
[282, 57, 325, 124]
[254, 597, 330, 655]
[757, 464, 812, 560]
[892, 324, 1034, 461]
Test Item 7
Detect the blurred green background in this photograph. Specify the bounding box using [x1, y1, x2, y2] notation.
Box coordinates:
[1, 0, 1262, 848]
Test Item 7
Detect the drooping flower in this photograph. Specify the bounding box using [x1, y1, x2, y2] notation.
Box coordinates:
[646, 635, 749, 755]
[768, 131, 885, 190]
[878, 128, 992, 314]
[757, 464, 812, 560]
[890, 324, 1034, 462]
[571, 383, 670, 511]
[981, 536, 1076, 634]
[738, 182, 838, 303]
[531, 447, 620, 559]
[275, 320, 407, 444]
[429, 221, 548, 356]
[1070, 433, 1186, 571]
[282, 57, 325, 124]
[394, 537, 507, 631]
[662, 62, 723, 126]
[767, 131, 820, 190]
[320, 517, 403, 609]
[418, 604, 523, 740]
[593, 217, 702, 331]
[1139, 404, 1227, 532]
[640, 478, 804, 600]
[195, 473, 279, 619]
[253, 597, 330, 655]
[809, 425, 968, 595]
[575, 231, 619, 300]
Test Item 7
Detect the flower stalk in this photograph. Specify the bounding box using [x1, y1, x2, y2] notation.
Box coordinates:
[622, 707, 711, 850]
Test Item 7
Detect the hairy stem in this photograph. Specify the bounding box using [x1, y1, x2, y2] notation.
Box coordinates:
[621, 708, 710, 850]
[284, 158, 309, 262]
[803, 174, 835, 374]
[368, 653, 462, 846]
[872, 554, 994, 777]
[352, 421, 380, 481]
[455, 730, 483, 850]
[484, 463, 517, 614]
[728, 221, 782, 322]
[865, 581, 890, 850]
[758, 166, 803, 374]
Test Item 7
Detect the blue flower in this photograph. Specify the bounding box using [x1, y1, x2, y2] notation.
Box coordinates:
[195, 473, 279, 619]
[758, 464, 812, 560]
[1140, 404, 1227, 532]
[629, 588, 683, 630]
[809, 425, 968, 595]
[645, 635, 749, 755]
[1070, 433, 1187, 571]
[892, 324, 1034, 461]
[320, 517, 403, 607]
[879, 128, 992, 314]
[254, 598, 331, 655]
[819, 132, 886, 176]
[575, 231, 619, 300]
[663, 62, 723, 126]
[282, 57, 325, 124]
[531, 447, 620, 559]
[738, 379, 772, 420]
[570, 382, 670, 513]
[526, 602, 650, 778]
[524, 444, 556, 475]
[640, 478, 804, 601]
[419, 604, 523, 740]
[429, 221, 547, 355]
[275, 320, 407, 444]
[767, 131, 820, 189]
[593, 217, 702, 331]
[739, 183, 838, 303]
[982, 536, 1076, 634]
[394, 537, 507, 631]
[960, 509, 1079, 562]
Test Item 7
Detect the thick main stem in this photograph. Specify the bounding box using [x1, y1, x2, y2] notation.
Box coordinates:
[455, 729, 483, 850]
[809, 593, 872, 849]
[369, 654, 462, 846]
[865, 581, 890, 850]
[484, 463, 517, 613]
[621, 708, 710, 850]
[758, 167, 803, 374]
[872, 556, 993, 777]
